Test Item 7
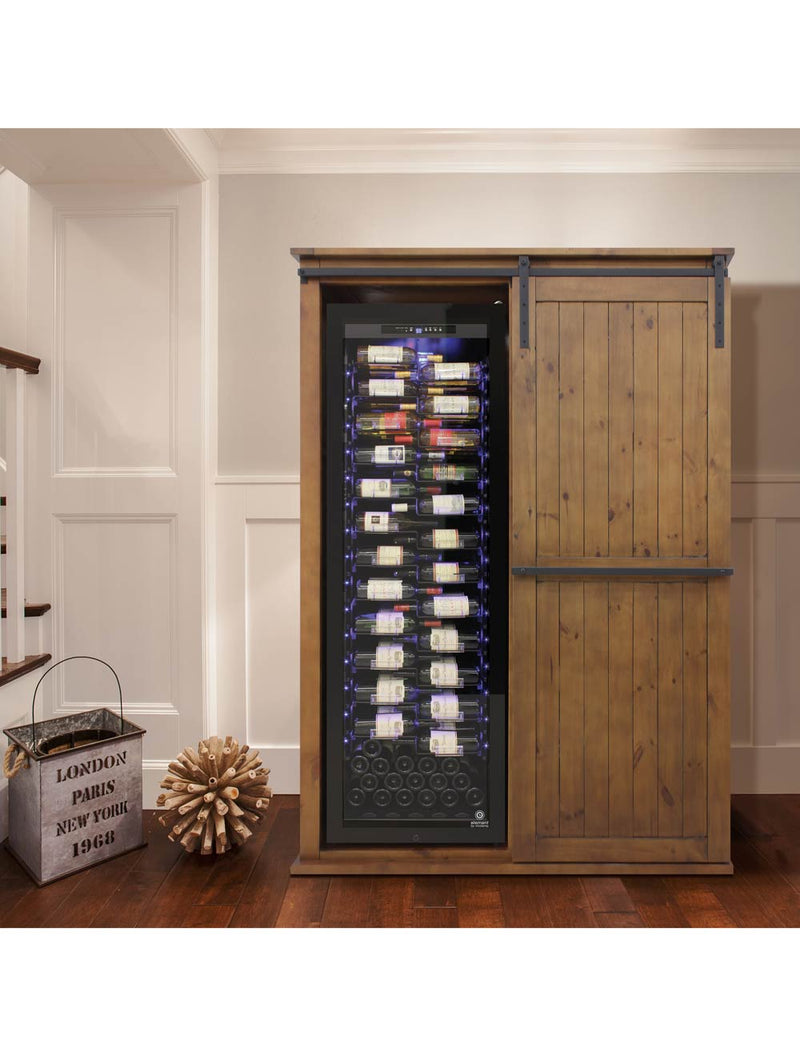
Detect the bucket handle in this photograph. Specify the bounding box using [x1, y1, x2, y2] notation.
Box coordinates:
[31, 656, 124, 757]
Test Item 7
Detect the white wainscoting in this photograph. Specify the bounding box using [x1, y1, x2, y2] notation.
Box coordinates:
[215, 475, 800, 796]
[215, 477, 300, 792]
[731, 476, 800, 791]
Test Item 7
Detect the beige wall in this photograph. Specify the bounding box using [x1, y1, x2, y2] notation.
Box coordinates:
[218, 171, 800, 477]
[217, 171, 800, 793]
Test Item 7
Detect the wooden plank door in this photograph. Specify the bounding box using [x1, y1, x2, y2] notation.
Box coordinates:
[509, 273, 731, 866]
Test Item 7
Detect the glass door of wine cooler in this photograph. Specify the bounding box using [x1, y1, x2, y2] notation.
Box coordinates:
[325, 303, 507, 844]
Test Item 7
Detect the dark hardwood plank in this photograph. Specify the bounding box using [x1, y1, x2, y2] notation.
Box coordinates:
[194, 799, 281, 906]
[538, 877, 596, 926]
[581, 877, 637, 914]
[665, 880, 737, 928]
[320, 878, 374, 927]
[0, 871, 84, 927]
[229, 804, 299, 928]
[595, 911, 644, 927]
[413, 876, 456, 908]
[455, 878, 505, 927]
[44, 845, 146, 928]
[413, 907, 458, 928]
[275, 878, 330, 927]
[369, 878, 414, 927]
[181, 905, 236, 928]
[499, 878, 551, 927]
[622, 877, 690, 927]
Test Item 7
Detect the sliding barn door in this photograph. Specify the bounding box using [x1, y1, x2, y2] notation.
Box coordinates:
[509, 273, 731, 865]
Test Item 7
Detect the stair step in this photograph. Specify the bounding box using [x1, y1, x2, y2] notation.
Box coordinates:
[1, 535, 5, 555]
[0, 652, 51, 688]
[0, 589, 50, 618]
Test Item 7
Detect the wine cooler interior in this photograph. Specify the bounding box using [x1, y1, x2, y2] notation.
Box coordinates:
[325, 303, 507, 844]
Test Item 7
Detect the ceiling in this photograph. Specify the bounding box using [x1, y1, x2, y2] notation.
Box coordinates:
[2, 128, 800, 184]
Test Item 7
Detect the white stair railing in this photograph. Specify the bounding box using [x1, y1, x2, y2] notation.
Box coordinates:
[4, 365, 26, 662]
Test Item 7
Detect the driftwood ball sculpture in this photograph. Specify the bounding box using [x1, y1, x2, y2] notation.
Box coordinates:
[157, 736, 272, 854]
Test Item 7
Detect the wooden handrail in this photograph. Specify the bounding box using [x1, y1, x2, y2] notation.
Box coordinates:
[0, 346, 40, 374]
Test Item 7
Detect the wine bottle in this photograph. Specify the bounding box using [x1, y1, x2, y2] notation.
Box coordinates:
[353, 713, 414, 740]
[354, 610, 416, 636]
[356, 345, 417, 368]
[355, 544, 416, 569]
[356, 578, 415, 602]
[420, 594, 479, 618]
[420, 428, 481, 451]
[419, 730, 480, 756]
[419, 361, 482, 384]
[419, 661, 479, 688]
[420, 394, 481, 418]
[419, 693, 482, 722]
[355, 410, 417, 434]
[418, 464, 480, 483]
[355, 476, 415, 499]
[355, 443, 413, 466]
[418, 561, 480, 584]
[357, 377, 418, 399]
[354, 643, 415, 671]
[354, 676, 415, 706]
[417, 494, 480, 516]
[418, 625, 480, 653]
[419, 529, 480, 550]
[356, 511, 422, 534]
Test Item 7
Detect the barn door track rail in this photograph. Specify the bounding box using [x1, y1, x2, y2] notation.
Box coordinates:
[298, 255, 729, 350]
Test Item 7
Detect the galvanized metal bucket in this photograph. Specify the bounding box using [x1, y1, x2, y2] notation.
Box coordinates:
[3, 656, 146, 885]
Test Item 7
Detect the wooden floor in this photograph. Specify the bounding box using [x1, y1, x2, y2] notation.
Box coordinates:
[2, 795, 800, 927]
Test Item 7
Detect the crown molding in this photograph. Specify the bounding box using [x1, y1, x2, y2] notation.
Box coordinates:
[209, 128, 800, 176]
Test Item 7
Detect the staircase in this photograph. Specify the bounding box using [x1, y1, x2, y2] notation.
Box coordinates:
[0, 346, 51, 686]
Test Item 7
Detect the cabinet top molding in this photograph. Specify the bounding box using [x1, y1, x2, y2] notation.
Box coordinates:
[291, 246, 735, 264]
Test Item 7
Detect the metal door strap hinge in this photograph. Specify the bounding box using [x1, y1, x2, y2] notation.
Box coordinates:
[518, 256, 530, 350]
[714, 255, 726, 348]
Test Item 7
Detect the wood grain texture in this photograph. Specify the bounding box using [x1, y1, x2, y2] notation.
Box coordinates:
[608, 582, 634, 836]
[683, 582, 708, 837]
[633, 303, 658, 556]
[608, 302, 634, 555]
[658, 303, 684, 557]
[658, 583, 684, 837]
[537, 277, 707, 302]
[509, 276, 536, 861]
[536, 581, 560, 837]
[583, 582, 609, 837]
[558, 303, 584, 555]
[633, 584, 659, 836]
[536, 301, 560, 555]
[583, 303, 609, 557]
[558, 583, 585, 836]
[299, 278, 322, 859]
[682, 302, 708, 555]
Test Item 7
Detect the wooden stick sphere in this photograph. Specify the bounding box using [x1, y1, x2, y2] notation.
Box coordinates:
[157, 736, 272, 854]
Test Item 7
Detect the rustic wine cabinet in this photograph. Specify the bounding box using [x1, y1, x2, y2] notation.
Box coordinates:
[292, 247, 733, 875]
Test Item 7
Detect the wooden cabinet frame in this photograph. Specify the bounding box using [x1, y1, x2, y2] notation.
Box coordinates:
[292, 247, 733, 876]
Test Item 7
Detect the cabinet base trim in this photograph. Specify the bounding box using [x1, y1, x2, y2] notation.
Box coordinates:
[290, 856, 734, 876]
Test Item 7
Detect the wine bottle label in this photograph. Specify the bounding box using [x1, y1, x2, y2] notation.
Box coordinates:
[391, 503, 408, 513]
[367, 579, 402, 600]
[433, 594, 469, 618]
[430, 693, 462, 720]
[429, 729, 461, 755]
[375, 643, 404, 669]
[432, 529, 459, 548]
[369, 378, 404, 397]
[360, 478, 392, 497]
[381, 412, 407, 431]
[433, 465, 465, 481]
[433, 395, 470, 415]
[376, 545, 402, 565]
[429, 659, 459, 686]
[375, 676, 405, 703]
[432, 494, 466, 515]
[375, 445, 405, 464]
[429, 429, 457, 447]
[374, 712, 404, 739]
[375, 610, 405, 634]
[434, 562, 460, 583]
[367, 346, 404, 364]
[363, 512, 391, 532]
[434, 362, 470, 381]
[430, 626, 459, 652]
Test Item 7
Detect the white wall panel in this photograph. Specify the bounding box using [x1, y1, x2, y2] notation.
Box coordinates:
[731, 518, 754, 747]
[55, 210, 175, 474]
[776, 519, 800, 745]
[245, 519, 299, 747]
